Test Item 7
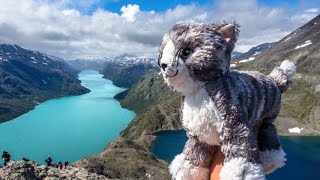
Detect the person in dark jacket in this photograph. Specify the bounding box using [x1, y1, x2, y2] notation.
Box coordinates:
[2, 151, 11, 166]
[45, 156, 52, 166]
[64, 161, 69, 167]
[58, 162, 63, 169]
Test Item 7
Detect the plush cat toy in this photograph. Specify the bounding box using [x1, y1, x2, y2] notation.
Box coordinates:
[157, 23, 296, 180]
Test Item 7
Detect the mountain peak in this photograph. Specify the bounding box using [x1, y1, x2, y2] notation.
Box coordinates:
[278, 14, 320, 47]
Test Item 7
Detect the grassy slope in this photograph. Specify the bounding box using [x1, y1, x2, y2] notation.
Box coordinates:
[101, 62, 157, 88]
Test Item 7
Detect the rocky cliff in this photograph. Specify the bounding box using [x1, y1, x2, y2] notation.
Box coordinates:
[74, 137, 170, 180]
[0, 161, 109, 180]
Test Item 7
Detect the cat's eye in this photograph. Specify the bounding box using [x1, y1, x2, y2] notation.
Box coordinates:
[180, 48, 193, 60]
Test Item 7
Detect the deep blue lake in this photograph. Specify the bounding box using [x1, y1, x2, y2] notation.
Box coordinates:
[151, 130, 320, 180]
[0, 70, 135, 165]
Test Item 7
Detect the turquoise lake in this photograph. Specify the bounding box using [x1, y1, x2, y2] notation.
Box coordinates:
[151, 130, 320, 180]
[0, 70, 135, 165]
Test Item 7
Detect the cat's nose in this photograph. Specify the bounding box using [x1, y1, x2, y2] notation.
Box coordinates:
[161, 63, 168, 71]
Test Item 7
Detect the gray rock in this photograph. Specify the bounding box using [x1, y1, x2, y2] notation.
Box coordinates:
[0, 161, 110, 180]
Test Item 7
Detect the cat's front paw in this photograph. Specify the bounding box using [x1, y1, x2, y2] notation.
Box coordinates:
[260, 148, 286, 174]
[169, 153, 209, 180]
[220, 157, 265, 180]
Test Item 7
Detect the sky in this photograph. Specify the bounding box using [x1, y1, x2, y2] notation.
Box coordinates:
[0, 0, 319, 59]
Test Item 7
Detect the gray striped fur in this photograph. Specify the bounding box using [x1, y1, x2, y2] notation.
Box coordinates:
[159, 22, 295, 180]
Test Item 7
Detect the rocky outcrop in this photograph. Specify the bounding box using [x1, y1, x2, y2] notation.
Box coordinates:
[0, 161, 109, 180]
[74, 137, 170, 180]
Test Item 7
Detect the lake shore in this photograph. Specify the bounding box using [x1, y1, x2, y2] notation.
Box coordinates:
[0, 70, 135, 165]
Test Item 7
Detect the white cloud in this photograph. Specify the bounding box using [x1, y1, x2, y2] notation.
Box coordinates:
[0, 0, 318, 59]
[291, 8, 319, 24]
[305, 8, 319, 13]
[121, 4, 140, 22]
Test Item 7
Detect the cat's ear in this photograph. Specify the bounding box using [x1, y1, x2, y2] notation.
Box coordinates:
[217, 23, 239, 43]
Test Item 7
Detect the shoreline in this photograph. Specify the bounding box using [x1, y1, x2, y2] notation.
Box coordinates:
[0, 71, 133, 166]
[0, 90, 90, 125]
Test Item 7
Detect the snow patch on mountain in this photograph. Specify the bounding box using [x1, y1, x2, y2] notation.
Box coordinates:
[74, 54, 157, 67]
[230, 63, 237, 67]
[295, 40, 312, 49]
[0, 57, 8, 62]
[288, 127, 303, 134]
[239, 57, 255, 63]
[12, 45, 18, 51]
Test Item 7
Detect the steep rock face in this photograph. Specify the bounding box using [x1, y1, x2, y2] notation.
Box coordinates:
[0, 161, 109, 180]
[0, 44, 89, 123]
[235, 15, 320, 135]
[74, 137, 170, 180]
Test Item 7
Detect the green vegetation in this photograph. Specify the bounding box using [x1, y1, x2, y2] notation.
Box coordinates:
[101, 62, 157, 88]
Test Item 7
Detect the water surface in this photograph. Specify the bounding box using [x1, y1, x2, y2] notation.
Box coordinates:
[151, 130, 320, 180]
[0, 70, 135, 165]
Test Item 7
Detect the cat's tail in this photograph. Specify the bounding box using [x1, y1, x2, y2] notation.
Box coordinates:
[268, 60, 296, 93]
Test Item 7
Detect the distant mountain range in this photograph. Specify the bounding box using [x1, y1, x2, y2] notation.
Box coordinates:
[68, 54, 158, 88]
[0, 44, 89, 123]
[68, 54, 157, 71]
[232, 42, 275, 60]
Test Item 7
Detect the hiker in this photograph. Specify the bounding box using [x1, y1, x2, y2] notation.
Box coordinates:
[58, 162, 63, 169]
[45, 156, 52, 166]
[2, 151, 11, 166]
[64, 161, 69, 167]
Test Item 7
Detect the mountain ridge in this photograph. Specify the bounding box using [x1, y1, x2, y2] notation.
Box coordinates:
[68, 55, 158, 88]
[232, 42, 275, 61]
[0, 44, 89, 123]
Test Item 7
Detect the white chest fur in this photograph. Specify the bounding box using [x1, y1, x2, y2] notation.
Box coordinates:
[182, 86, 222, 145]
